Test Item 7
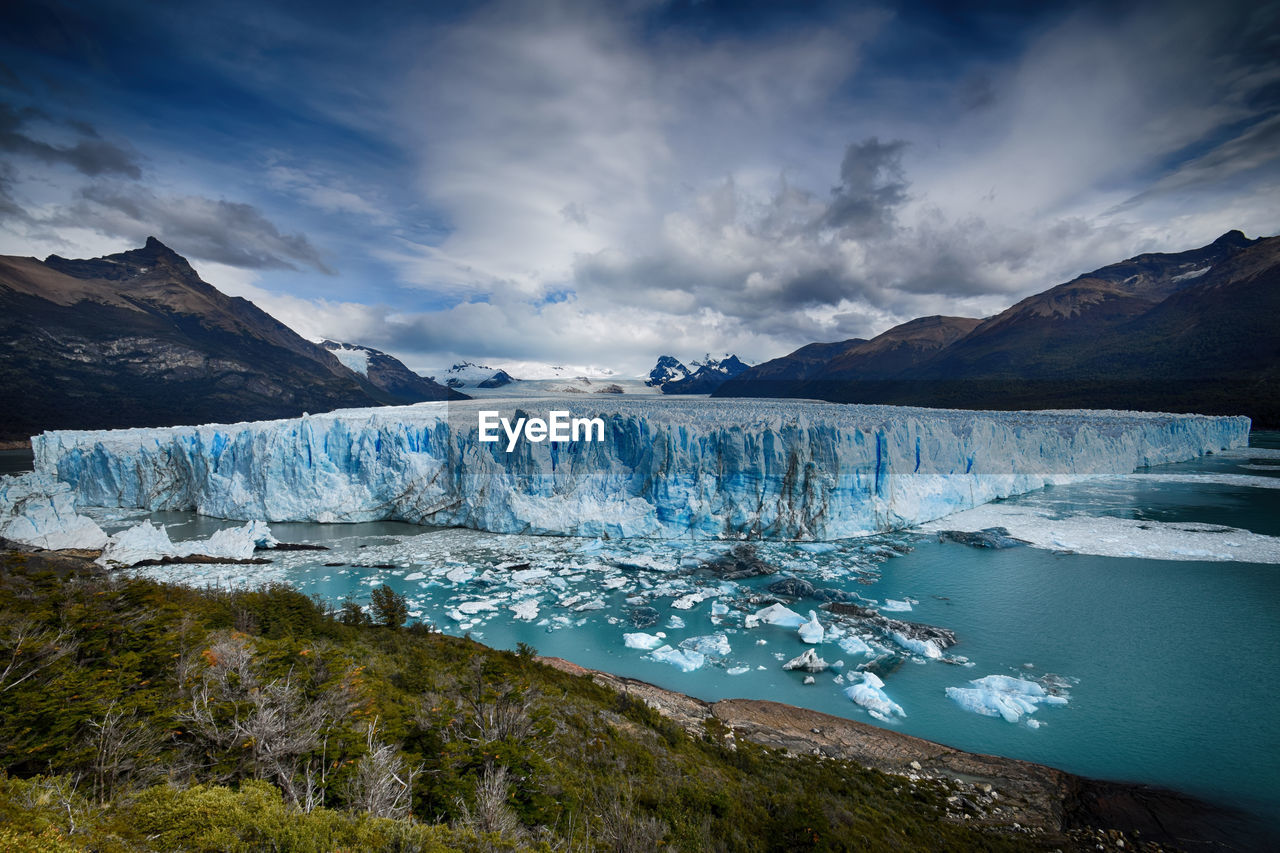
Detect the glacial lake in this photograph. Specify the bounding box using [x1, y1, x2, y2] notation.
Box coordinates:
[49, 432, 1280, 834]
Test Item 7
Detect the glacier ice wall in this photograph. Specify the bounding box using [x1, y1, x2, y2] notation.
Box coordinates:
[32, 399, 1250, 540]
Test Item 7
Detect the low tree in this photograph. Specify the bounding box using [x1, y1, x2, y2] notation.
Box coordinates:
[338, 596, 368, 626]
[370, 585, 409, 630]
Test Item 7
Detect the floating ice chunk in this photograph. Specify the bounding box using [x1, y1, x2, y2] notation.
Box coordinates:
[845, 672, 905, 719]
[624, 632, 665, 650]
[797, 611, 825, 644]
[754, 603, 806, 628]
[679, 633, 731, 657]
[446, 566, 475, 583]
[945, 674, 1068, 725]
[650, 645, 705, 672]
[511, 567, 551, 584]
[710, 600, 730, 619]
[839, 635, 874, 656]
[95, 519, 271, 567]
[404, 571, 426, 581]
[796, 542, 838, 554]
[666, 615, 685, 629]
[922, 504, 1280, 564]
[456, 599, 498, 614]
[97, 521, 175, 565]
[510, 599, 539, 621]
[783, 648, 828, 672]
[726, 665, 750, 675]
[201, 521, 274, 559]
[881, 599, 912, 612]
[672, 590, 713, 610]
[891, 632, 943, 659]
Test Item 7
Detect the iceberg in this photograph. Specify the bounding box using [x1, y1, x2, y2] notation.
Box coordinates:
[510, 599, 539, 621]
[752, 603, 807, 628]
[890, 631, 943, 660]
[946, 674, 1068, 724]
[838, 634, 875, 657]
[679, 633, 731, 657]
[650, 644, 705, 672]
[624, 631, 665, 650]
[31, 399, 1248, 540]
[798, 611, 825, 644]
[845, 672, 905, 720]
[783, 648, 829, 672]
[96, 519, 275, 567]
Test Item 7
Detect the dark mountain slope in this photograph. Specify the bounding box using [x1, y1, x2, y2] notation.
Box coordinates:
[715, 316, 979, 399]
[0, 238, 463, 440]
[716, 232, 1279, 426]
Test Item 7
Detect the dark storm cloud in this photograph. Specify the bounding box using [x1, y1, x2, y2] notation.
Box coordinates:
[1, 0, 1277, 376]
[821, 138, 909, 235]
[0, 104, 142, 178]
[60, 184, 333, 273]
[0, 163, 26, 220]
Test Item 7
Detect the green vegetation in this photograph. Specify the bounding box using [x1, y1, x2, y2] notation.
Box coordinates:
[0, 550, 1038, 851]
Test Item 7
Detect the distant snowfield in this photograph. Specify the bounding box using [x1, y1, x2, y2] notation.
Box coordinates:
[462, 377, 663, 398]
[31, 398, 1249, 541]
[325, 344, 370, 376]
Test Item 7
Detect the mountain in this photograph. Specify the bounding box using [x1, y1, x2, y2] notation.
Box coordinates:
[0, 237, 464, 441]
[318, 340, 459, 405]
[661, 354, 751, 394]
[715, 231, 1280, 426]
[726, 316, 981, 389]
[431, 361, 520, 390]
[645, 355, 691, 387]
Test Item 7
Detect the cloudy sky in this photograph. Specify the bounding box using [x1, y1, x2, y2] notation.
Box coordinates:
[2, 0, 1278, 376]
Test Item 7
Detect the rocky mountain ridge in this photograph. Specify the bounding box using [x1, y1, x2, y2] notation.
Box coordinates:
[0, 238, 464, 441]
[716, 231, 1280, 426]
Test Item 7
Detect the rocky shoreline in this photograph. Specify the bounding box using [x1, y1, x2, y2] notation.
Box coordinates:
[540, 657, 1263, 853]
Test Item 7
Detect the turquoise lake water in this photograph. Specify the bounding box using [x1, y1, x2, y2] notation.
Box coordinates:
[70, 432, 1280, 833]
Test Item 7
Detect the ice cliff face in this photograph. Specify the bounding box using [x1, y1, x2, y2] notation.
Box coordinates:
[31, 399, 1249, 540]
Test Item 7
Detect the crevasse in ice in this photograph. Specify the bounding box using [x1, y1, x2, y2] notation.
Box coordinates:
[30, 398, 1249, 541]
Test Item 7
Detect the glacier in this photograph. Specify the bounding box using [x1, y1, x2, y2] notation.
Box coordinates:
[0, 472, 108, 550]
[29, 398, 1249, 541]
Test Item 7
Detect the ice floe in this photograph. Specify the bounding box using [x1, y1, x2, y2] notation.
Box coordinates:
[678, 633, 731, 657]
[651, 645, 705, 672]
[922, 504, 1280, 563]
[797, 611, 825, 644]
[945, 674, 1068, 725]
[96, 519, 276, 567]
[845, 672, 905, 720]
[624, 632, 665, 650]
[751, 603, 806, 628]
